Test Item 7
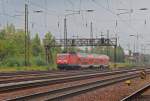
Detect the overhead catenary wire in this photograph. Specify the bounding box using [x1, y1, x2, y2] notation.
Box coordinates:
[91, 0, 139, 34]
[44, 0, 47, 28]
[28, 0, 69, 37]
[0, 12, 49, 31]
[117, 0, 129, 8]
[67, 0, 74, 10]
[91, 0, 148, 53]
[28, 0, 63, 16]
[1, 0, 8, 25]
[79, 0, 86, 36]
[106, 0, 110, 9]
[0, 0, 60, 33]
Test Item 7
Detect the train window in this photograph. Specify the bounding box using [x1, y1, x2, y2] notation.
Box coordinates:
[58, 55, 68, 59]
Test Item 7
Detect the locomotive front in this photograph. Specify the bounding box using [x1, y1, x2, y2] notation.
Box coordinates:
[56, 53, 69, 69]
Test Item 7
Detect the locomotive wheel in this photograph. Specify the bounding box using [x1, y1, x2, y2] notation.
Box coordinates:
[89, 65, 94, 69]
[100, 65, 104, 70]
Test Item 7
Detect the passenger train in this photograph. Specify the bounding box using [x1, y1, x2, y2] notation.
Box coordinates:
[56, 52, 110, 70]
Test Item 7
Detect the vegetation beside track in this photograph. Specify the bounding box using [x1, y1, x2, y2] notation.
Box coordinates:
[0, 63, 135, 72]
[109, 62, 135, 69]
[0, 24, 126, 70]
[0, 64, 57, 72]
[1, 24, 148, 72]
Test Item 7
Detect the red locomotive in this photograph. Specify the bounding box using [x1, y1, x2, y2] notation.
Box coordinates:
[56, 52, 110, 70]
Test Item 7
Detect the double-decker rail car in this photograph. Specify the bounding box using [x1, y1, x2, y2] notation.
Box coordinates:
[56, 52, 110, 70]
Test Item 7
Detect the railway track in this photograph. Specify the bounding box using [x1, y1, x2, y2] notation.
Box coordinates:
[0, 68, 145, 84]
[5, 71, 148, 101]
[121, 83, 150, 101]
[0, 69, 108, 84]
[0, 68, 125, 84]
[0, 66, 142, 78]
[0, 69, 113, 82]
[0, 69, 97, 78]
[0, 69, 118, 81]
[0, 68, 148, 93]
[0, 68, 148, 101]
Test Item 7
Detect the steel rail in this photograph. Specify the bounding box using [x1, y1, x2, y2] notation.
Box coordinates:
[0, 70, 109, 84]
[6, 73, 141, 101]
[121, 83, 150, 101]
[0, 69, 101, 78]
[0, 69, 91, 78]
[0, 66, 145, 78]
[0, 70, 111, 79]
[0, 67, 145, 84]
[0, 67, 147, 79]
[0, 68, 147, 93]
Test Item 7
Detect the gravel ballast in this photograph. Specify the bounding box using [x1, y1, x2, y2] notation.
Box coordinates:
[64, 74, 150, 101]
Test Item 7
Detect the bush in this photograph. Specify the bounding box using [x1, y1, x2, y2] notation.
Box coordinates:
[33, 57, 46, 66]
[1, 57, 25, 67]
[3, 58, 19, 67]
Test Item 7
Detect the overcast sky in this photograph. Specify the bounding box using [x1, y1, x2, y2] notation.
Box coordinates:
[0, 0, 150, 53]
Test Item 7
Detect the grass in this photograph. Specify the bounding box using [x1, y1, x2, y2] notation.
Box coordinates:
[0, 64, 58, 72]
[0, 63, 135, 72]
[109, 62, 135, 69]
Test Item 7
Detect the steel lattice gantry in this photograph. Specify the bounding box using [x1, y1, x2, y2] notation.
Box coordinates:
[43, 38, 117, 67]
[44, 38, 117, 47]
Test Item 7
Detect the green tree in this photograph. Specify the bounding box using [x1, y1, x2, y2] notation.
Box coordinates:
[116, 45, 125, 62]
[93, 45, 125, 62]
[32, 33, 42, 56]
[0, 29, 5, 39]
[44, 32, 61, 65]
[0, 24, 62, 67]
[44, 32, 55, 64]
[0, 24, 28, 66]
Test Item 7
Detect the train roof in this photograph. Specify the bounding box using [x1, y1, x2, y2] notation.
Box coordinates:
[71, 52, 109, 58]
[58, 52, 109, 57]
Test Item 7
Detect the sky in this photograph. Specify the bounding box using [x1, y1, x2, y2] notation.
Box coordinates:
[0, 0, 150, 53]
